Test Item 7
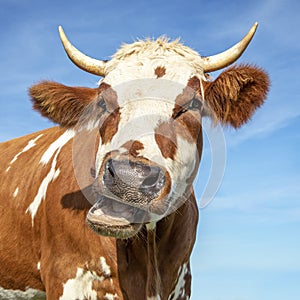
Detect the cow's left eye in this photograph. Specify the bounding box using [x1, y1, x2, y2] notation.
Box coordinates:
[173, 98, 203, 119]
[187, 98, 202, 110]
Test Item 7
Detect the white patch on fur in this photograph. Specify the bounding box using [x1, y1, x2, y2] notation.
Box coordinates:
[6, 134, 43, 172]
[104, 293, 119, 300]
[111, 78, 185, 106]
[26, 130, 75, 224]
[26, 151, 60, 224]
[40, 130, 75, 165]
[37, 261, 41, 271]
[168, 263, 190, 300]
[60, 267, 104, 300]
[165, 136, 197, 213]
[13, 187, 19, 198]
[100, 256, 111, 277]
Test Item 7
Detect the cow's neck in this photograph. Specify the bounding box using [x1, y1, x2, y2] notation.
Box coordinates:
[116, 196, 198, 299]
[116, 224, 162, 299]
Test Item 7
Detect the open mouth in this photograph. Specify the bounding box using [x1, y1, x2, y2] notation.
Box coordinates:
[86, 195, 149, 239]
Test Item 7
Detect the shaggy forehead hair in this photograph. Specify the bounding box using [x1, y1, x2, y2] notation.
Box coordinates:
[105, 37, 204, 77]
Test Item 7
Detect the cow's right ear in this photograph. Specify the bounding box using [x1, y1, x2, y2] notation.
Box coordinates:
[202, 65, 270, 128]
[29, 81, 99, 127]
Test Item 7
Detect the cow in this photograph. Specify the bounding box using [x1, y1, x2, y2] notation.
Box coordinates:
[0, 23, 269, 299]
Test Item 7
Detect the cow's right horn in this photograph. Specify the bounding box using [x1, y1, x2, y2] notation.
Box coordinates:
[202, 22, 258, 73]
[58, 26, 106, 77]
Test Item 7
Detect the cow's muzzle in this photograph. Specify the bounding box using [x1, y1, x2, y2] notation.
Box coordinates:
[104, 158, 166, 204]
[86, 157, 171, 238]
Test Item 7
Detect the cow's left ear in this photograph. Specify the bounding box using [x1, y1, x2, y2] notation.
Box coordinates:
[29, 81, 99, 127]
[202, 64, 270, 128]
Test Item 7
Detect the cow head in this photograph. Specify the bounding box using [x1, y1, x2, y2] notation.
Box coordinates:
[29, 23, 269, 238]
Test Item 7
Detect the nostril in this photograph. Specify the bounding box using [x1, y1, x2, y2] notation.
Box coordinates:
[104, 159, 116, 186]
[106, 159, 115, 178]
[141, 167, 165, 192]
[142, 172, 160, 188]
[108, 165, 115, 177]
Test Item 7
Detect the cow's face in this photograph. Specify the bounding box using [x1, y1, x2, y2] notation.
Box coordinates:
[90, 80, 205, 238]
[84, 45, 207, 238]
[30, 25, 269, 238]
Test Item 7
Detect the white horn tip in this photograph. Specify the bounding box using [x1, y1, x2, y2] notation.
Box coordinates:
[252, 22, 258, 33]
[58, 26, 65, 38]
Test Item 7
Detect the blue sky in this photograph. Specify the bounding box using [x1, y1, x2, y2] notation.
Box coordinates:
[0, 0, 299, 299]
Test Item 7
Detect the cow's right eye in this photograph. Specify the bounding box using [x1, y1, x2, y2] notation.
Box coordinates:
[97, 98, 107, 111]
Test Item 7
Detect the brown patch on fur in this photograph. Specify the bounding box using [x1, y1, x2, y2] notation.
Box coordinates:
[99, 82, 119, 112]
[187, 76, 200, 91]
[154, 66, 166, 78]
[155, 121, 177, 160]
[172, 76, 202, 119]
[170, 76, 203, 145]
[122, 140, 144, 157]
[29, 81, 99, 127]
[98, 82, 111, 93]
[203, 64, 270, 128]
[172, 86, 195, 118]
[99, 108, 121, 144]
[176, 113, 202, 143]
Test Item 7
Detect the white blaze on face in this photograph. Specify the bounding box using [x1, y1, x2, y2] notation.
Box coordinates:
[95, 79, 183, 175]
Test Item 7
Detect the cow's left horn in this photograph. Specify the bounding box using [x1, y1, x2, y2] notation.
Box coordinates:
[202, 22, 258, 73]
[58, 26, 106, 76]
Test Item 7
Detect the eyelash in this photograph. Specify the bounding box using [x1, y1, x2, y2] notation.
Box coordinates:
[174, 98, 203, 118]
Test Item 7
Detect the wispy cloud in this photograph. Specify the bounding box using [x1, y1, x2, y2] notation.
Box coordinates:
[201, 175, 300, 224]
[225, 106, 300, 146]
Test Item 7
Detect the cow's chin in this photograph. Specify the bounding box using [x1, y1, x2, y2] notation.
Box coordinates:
[86, 195, 149, 239]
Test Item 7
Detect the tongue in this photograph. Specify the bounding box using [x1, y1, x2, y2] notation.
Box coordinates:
[91, 200, 133, 219]
[89, 209, 131, 226]
[88, 195, 149, 226]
